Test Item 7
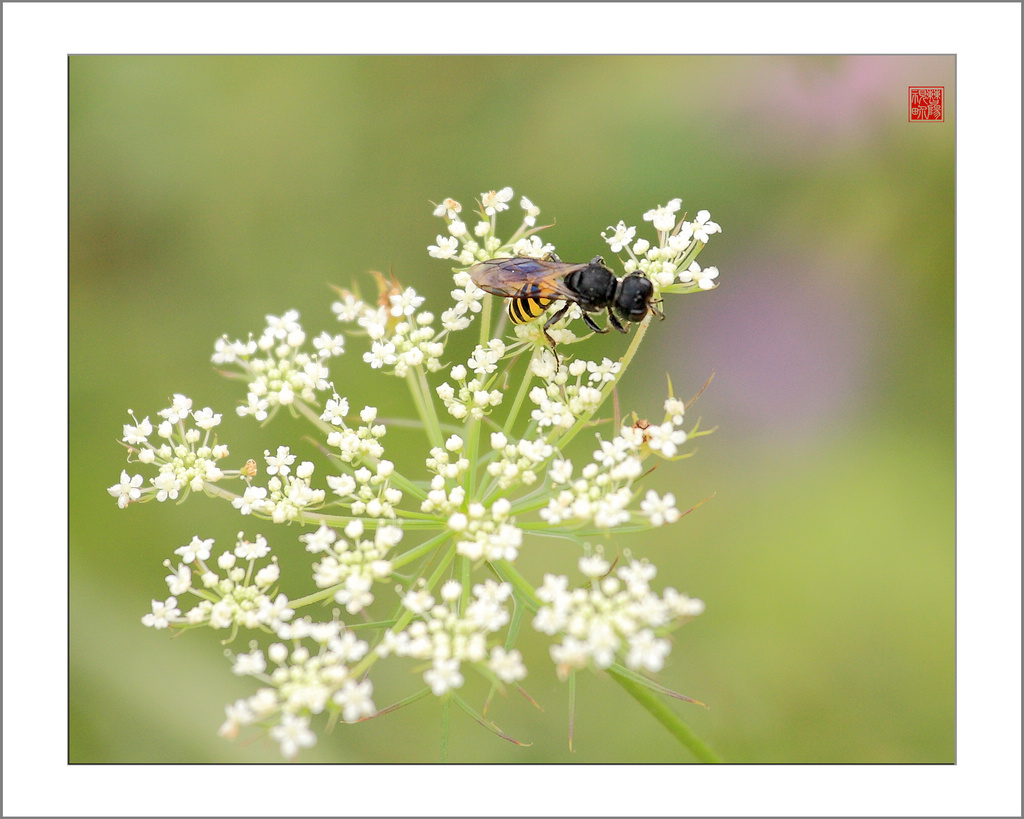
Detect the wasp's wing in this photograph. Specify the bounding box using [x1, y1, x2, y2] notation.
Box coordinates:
[468, 257, 584, 301]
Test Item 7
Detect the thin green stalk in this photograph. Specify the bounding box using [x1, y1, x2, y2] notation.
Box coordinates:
[457, 554, 471, 615]
[297, 512, 444, 531]
[292, 398, 336, 436]
[390, 529, 455, 570]
[288, 585, 345, 609]
[501, 349, 538, 436]
[478, 293, 494, 351]
[374, 467, 429, 503]
[465, 414, 481, 498]
[607, 666, 722, 763]
[494, 559, 540, 607]
[440, 697, 451, 763]
[407, 367, 445, 450]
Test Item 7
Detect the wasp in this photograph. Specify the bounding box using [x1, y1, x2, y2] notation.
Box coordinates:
[468, 255, 663, 352]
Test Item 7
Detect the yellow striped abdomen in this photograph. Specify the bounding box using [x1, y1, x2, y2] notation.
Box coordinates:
[507, 284, 555, 324]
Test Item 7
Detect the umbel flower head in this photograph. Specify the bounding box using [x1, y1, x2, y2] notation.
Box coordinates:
[111, 188, 722, 761]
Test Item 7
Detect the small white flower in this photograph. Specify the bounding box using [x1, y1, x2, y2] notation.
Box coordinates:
[232, 485, 268, 516]
[175, 536, 214, 563]
[264, 446, 296, 476]
[445, 435, 464, 452]
[403, 588, 435, 615]
[639, 490, 681, 527]
[235, 533, 270, 561]
[697, 265, 719, 290]
[481, 187, 513, 215]
[192, 407, 222, 430]
[579, 554, 610, 579]
[232, 649, 267, 676]
[625, 629, 671, 673]
[108, 470, 144, 508]
[664, 397, 685, 425]
[690, 210, 721, 243]
[364, 340, 397, 370]
[159, 394, 193, 424]
[270, 713, 317, 760]
[122, 416, 153, 445]
[601, 221, 636, 253]
[165, 563, 192, 595]
[334, 678, 376, 722]
[440, 579, 463, 602]
[643, 199, 683, 232]
[141, 596, 180, 629]
[389, 287, 425, 318]
[549, 459, 573, 484]
[424, 657, 464, 696]
[520, 196, 540, 226]
[488, 646, 527, 683]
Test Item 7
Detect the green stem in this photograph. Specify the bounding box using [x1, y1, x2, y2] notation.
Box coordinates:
[406, 366, 444, 451]
[606, 666, 722, 763]
[292, 398, 335, 437]
[466, 415, 481, 498]
[375, 468, 429, 503]
[554, 314, 651, 452]
[390, 529, 455, 570]
[440, 697, 452, 763]
[501, 349, 537, 437]
[298, 512, 444, 530]
[494, 559, 540, 607]
[478, 293, 494, 352]
[288, 585, 343, 609]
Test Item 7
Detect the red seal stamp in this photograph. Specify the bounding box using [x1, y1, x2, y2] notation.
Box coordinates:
[909, 87, 944, 122]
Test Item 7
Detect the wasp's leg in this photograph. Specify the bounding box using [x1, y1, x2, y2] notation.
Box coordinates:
[543, 302, 572, 336]
[582, 312, 610, 334]
[605, 310, 628, 333]
[650, 300, 666, 321]
[540, 302, 573, 367]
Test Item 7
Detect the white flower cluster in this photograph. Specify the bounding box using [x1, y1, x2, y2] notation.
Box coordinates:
[230, 446, 326, 523]
[603, 199, 722, 292]
[220, 617, 376, 759]
[319, 402, 403, 518]
[302, 521, 399, 614]
[533, 555, 705, 679]
[425, 436, 470, 481]
[125, 189, 721, 760]
[332, 285, 446, 375]
[322, 399, 385, 463]
[429, 190, 556, 334]
[377, 579, 526, 696]
[528, 356, 617, 432]
[446, 497, 523, 562]
[108, 395, 228, 508]
[486, 430, 553, 489]
[329, 460, 403, 519]
[428, 189, 548, 265]
[435, 340, 507, 420]
[142, 532, 294, 632]
[440, 269, 487, 332]
[213, 310, 339, 421]
[540, 396, 689, 528]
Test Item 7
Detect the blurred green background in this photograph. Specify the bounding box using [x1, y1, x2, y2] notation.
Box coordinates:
[70, 55, 954, 763]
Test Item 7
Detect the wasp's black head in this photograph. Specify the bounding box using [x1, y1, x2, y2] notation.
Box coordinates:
[613, 272, 656, 322]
